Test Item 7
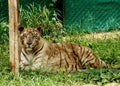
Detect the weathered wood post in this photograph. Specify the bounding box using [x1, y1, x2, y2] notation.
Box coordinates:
[8, 0, 20, 75]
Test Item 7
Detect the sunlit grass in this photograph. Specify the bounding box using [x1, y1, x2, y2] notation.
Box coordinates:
[0, 30, 120, 86]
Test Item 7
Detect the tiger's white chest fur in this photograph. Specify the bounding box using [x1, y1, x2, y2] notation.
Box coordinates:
[20, 42, 59, 71]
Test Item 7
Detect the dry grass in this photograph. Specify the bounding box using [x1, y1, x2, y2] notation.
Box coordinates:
[63, 30, 120, 41]
[104, 82, 120, 86]
[85, 31, 120, 40]
[70, 82, 120, 86]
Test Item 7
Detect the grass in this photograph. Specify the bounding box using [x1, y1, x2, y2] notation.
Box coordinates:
[0, 30, 120, 86]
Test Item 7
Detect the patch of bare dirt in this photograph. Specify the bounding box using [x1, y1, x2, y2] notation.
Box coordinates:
[86, 83, 120, 86]
[104, 82, 120, 86]
[73, 82, 120, 86]
[85, 31, 120, 40]
[62, 31, 120, 41]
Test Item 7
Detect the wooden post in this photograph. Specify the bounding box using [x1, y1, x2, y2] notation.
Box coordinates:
[8, 0, 20, 75]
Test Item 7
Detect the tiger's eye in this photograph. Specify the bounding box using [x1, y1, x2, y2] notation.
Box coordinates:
[23, 34, 27, 38]
[33, 34, 37, 39]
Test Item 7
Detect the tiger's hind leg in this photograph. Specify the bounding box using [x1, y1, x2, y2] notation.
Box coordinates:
[82, 52, 109, 69]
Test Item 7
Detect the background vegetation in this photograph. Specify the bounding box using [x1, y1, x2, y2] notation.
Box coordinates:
[20, 4, 65, 40]
[0, 0, 120, 86]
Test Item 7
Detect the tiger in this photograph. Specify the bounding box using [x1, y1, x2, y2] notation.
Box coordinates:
[18, 25, 109, 72]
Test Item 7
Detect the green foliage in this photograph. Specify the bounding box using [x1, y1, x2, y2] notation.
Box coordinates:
[90, 38, 120, 66]
[0, 0, 8, 21]
[0, 44, 9, 76]
[20, 4, 66, 40]
[0, 20, 9, 44]
[74, 69, 120, 84]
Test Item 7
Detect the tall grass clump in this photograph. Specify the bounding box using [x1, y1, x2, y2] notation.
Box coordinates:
[0, 19, 9, 74]
[0, 19, 9, 44]
[20, 4, 66, 41]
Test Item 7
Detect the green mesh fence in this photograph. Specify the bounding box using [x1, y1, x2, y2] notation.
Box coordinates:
[64, 0, 120, 32]
[1, 0, 120, 32]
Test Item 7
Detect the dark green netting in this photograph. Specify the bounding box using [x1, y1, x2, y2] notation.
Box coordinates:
[64, 0, 120, 32]
[0, 0, 8, 21]
[1, 0, 120, 32]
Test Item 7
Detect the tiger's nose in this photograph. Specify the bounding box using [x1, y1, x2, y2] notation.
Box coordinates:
[27, 42, 32, 45]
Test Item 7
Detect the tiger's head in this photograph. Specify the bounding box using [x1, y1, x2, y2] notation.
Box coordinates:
[18, 25, 41, 51]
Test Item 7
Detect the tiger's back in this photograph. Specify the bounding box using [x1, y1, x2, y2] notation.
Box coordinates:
[46, 42, 108, 72]
[18, 25, 109, 72]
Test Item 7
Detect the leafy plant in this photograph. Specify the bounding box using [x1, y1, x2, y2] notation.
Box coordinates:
[20, 4, 66, 41]
[0, 19, 9, 44]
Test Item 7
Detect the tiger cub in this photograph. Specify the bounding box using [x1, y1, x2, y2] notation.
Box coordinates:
[18, 25, 109, 72]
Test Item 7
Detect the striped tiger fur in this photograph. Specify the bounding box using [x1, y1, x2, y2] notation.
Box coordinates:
[18, 25, 109, 72]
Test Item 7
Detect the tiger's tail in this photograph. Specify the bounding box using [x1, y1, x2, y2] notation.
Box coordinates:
[89, 57, 109, 68]
[81, 52, 109, 68]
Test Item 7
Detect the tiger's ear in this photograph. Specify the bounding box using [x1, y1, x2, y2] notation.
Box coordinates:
[18, 25, 24, 33]
[37, 25, 42, 32]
